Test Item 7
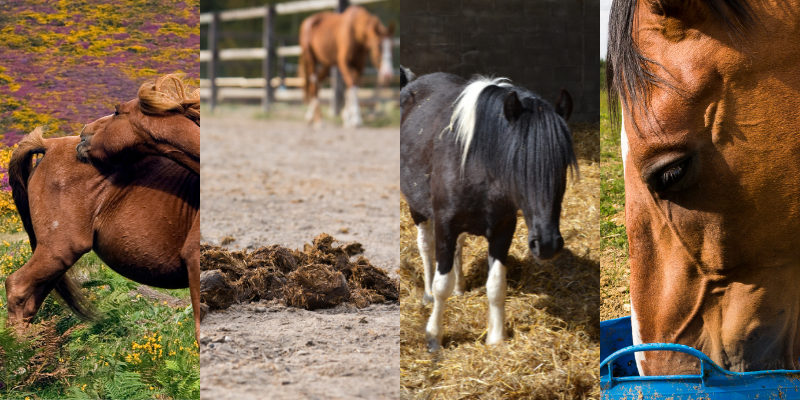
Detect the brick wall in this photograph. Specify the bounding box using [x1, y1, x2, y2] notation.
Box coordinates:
[400, 0, 600, 123]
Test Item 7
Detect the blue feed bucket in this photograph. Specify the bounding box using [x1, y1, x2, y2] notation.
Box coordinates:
[600, 316, 800, 399]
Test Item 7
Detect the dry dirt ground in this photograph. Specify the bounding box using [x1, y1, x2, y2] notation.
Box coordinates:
[200, 112, 400, 399]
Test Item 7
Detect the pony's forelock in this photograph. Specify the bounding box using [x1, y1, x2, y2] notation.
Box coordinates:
[454, 82, 579, 215]
[138, 74, 200, 124]
[449, 76, 513, 169]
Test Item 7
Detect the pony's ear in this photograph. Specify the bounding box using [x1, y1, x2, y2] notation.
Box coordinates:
[503, 91, 523, 123]
[387, 21, 395, 36]
[554, 88, 573, 121]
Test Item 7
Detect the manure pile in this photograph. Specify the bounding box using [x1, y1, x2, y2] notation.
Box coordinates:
[200, 233, 399, 310]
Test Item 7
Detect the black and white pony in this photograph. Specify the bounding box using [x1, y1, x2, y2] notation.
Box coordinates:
[399, 68, 577, 351]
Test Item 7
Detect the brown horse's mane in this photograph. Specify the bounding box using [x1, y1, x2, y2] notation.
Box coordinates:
[605, 0, 755, 132]
[138, 74, 200, 125]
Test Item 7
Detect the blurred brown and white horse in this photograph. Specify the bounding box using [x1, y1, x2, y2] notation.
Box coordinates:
[608, 0, 800, 374]
[300, 5, 394, 128]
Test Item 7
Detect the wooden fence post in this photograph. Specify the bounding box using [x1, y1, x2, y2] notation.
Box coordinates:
[331, 0, 349, 117]
[279, 37, 287, 88]
[209, 12, 220, 113]
[263, 5, 276, 112]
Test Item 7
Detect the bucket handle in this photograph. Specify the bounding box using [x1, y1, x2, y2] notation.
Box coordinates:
[601, 343, 719, 386]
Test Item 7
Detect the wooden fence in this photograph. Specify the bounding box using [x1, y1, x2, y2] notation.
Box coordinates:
[200, 0, 397, 112]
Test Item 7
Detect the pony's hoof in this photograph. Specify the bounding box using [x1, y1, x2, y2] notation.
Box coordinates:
[453, 288, 465, 296]
[426, 336, 442, 352]
[486, 331, 507, 346]
[312, 120, 322, 130]
[422, 292, 433, 305]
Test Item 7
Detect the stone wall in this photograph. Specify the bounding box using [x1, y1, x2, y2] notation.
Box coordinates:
[400, 0, 599, 123]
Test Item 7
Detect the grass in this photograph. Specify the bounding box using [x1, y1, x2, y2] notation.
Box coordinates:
[0, 187, 199, 399]
[600, 89, 631, 321]
[399, 123, 601, 399]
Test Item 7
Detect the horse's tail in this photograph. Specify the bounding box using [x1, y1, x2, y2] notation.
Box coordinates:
[8, 127, 97, 320]
[399, 65, 416, 89]
[9, 127, 46, 250]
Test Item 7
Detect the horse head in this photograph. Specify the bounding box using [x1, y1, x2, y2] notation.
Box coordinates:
[499, 87, 576, 261]
[609, 0, 800, 374]
[78, 74, 200, 173]
[368, 19, 394, 87]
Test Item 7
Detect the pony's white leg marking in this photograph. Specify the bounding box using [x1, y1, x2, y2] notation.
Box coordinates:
[621, 111, 629, 175]
[453, 233, 467, 296]
[631, 297, 646, 375]
[341, 90, 352, 127]
[486, 258, 507, 345]
[305, 97, 319, 123]
[426, 267, 455, 351]
[417, 220, 435, 305]
[379, 38, 394, 82]
[349, 86, 363, 127]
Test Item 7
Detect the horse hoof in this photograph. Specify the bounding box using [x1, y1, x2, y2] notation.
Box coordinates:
[422, 292, 433, 305]
[313, 120, 322, 130]
[426, 337, 442, 352]
[486, 332, 507, 346]
[453, 289, 464, 296]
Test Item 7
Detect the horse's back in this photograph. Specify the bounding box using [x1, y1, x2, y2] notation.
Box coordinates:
[301, 11, 341, 66]
[400, 73, 467, 222]
[29, 136, 196, 288]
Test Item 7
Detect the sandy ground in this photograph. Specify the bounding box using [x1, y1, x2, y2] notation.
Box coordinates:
[200, 113, 400, 399]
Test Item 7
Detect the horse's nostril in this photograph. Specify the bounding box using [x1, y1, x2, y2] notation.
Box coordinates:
[555, 237, 564, 252]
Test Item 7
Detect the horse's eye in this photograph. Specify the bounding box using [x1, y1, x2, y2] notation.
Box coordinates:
[649, 156, 695, 194]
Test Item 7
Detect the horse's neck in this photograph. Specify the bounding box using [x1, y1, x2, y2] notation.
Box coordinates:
[146, 122, 200, 175]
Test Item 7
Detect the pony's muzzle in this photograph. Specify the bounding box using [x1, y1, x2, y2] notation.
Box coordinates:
[529, 235, 564, 261]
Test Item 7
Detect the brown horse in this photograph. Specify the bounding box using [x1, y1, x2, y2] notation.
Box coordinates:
[299, 5, 395, 128]
[7, 128, 200, 338]
[74, 74, 200, 337]
[608, 0, 800, 374]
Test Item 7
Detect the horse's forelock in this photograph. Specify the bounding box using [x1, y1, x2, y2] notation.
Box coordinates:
[138, 74, 201, 123]
[607, 0, 755, 133]
[462, 84, 577, 212]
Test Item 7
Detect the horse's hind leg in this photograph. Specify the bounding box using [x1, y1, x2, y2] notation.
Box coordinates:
[485, 221, 516, 345]
[453, 233, 467, 296]
[181, 214, 201, 340]
[5, 244, 87, 325]
[415, 219, 435, 305]
[425, 221, 459, 352]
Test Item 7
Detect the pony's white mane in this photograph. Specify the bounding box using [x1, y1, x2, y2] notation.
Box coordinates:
[449, 76, 513, 169]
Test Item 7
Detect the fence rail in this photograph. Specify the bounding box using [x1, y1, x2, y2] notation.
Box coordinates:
[201, 0, 394, 112]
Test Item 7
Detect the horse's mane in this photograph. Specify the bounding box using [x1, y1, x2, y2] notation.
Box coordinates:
[450, 76, 513, 169]
[606, 0, 755, 130]
[450, 76, 578, 207]
[138, 74, 200, 125]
